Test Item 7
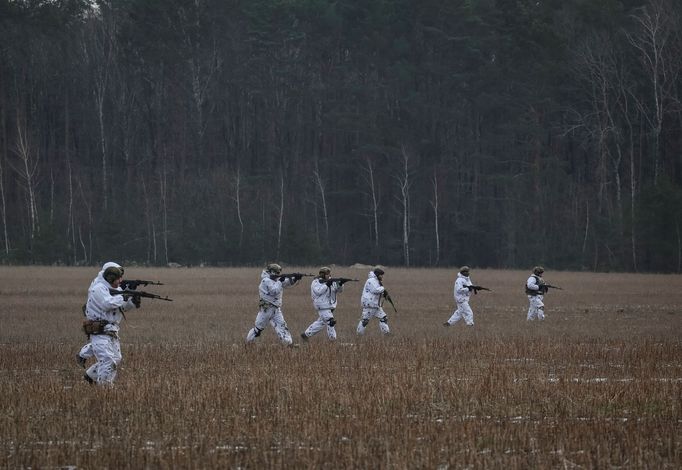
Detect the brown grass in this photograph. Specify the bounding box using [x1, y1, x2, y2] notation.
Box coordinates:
[1, 266, 681, 468]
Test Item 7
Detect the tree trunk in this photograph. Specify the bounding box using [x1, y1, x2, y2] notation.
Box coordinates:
[430, 172, 440, 266]
[398, 147, 411, 266]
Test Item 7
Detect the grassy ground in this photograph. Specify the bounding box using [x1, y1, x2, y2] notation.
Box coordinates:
[1, 266, 681, 468]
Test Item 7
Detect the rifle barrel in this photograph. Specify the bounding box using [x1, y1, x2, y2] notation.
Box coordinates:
[110, 289, 173, 301]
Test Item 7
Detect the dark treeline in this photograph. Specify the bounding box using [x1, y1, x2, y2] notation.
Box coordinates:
[1, 0, 681, 271]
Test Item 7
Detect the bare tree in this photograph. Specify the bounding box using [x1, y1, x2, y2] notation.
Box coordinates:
[313, 166, 329, 244]
[627, 0, 681, 184]
[77, 177, 93, 264]
[9, 118, 40, 242]
[362, 156, 380, 247]
[276, 172, 284, 259]
[396, 146, 412, 266]
[159, 165, 169, 265]
[65, 157, 79, 265]
[430, 170, 440, 266]
[230, 168, 245, 247]
[82, 10, 116, 209]
[0, 91, 9, 255]
[140, 175, 157, 264]
[173, 2, 223, 153]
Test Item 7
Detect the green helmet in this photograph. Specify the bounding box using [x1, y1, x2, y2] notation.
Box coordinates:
[267, 263, 282, 275]
[319, 266, 331, 276]
[533, 266, 545, 275]
[103, 266, 123, 284]
[459, 266, 470, 274]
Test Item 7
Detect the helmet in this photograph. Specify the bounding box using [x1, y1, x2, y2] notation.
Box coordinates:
[319, 266, 331, 276]
[103, 266, 123, 284]
[267, 263, 282, 275]
[102, 262, 123, 276]
[533, 266, 545, 275]
[373, 267, 385, 276]
[459, 266, 470, 274]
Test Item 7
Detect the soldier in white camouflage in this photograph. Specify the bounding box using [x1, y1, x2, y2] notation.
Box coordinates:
[245, 263, 299, 346]
[526, 266, 546, 321]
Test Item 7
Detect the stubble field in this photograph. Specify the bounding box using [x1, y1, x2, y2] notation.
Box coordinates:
[0, 266, 681, 469]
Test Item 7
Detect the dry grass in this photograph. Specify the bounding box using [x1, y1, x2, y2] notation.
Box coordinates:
[1, 266, 681, 468]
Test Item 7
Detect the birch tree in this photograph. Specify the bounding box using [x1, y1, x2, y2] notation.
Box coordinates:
[396, 147, 412, 266]
[627, 0, 681, 185]
[313, 166, 329, 244]
[430, 170, 441, 266]
[10, 119, 40, 242]
[362, 156, 380, 247]
[276, 172, 284, 259]
[82, 9, 116, 210]
[230, 168, 245, 247]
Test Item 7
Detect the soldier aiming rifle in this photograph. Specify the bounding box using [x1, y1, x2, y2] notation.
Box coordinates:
[109, 289, 173, 302]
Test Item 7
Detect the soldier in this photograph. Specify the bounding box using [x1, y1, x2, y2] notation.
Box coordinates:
[83, 265, 140, 385]
[76, 261, 123, 370]
[246, 263, 299, 346]
[356, 267, 390, 336]
[301, 267, 345, 342]
[443, 266, 476, 327]
[526, 266, 546, 321]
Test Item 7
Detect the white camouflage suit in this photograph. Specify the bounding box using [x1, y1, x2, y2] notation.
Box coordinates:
[445, 272, 475, 326]
[526, 274, 545, 320]
[357, 271, 390, 335]
[84, 271, 137, 385]
[78, 262, 122, 366]
[303, 277, 344, 340]
[246, 270, 298, 345]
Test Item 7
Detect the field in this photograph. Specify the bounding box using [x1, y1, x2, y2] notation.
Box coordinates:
[1, 266, 681, 468]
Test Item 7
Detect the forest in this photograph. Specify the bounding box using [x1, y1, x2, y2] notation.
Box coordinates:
[1, 0, 681, 271]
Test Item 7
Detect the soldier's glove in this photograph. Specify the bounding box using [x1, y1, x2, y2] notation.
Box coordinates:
[326, 280, 333, 287]
[278, 276, 287, 282]
[132, 296, 141, 308]
[294, 274, 303, 281]
[382, 290, 389, 298]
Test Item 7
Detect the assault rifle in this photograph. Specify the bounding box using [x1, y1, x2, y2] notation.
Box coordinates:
[270, 273, 316, 281]
[110, 288, 173, 302]
[540, 283, 563, 293]
[465, 285, 492, 294]
[121, 279, 164, 290]
[326, 277, 359, 285]
[382, 290, 398, 313]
